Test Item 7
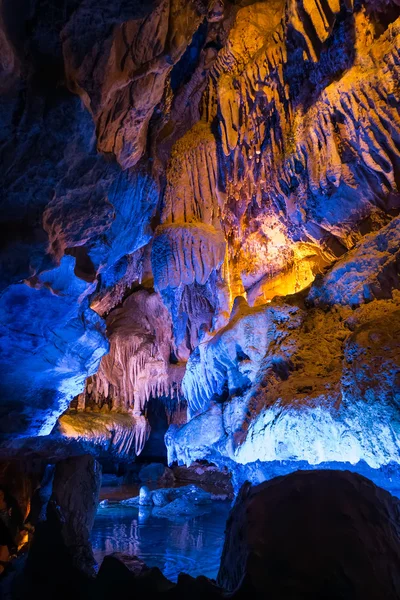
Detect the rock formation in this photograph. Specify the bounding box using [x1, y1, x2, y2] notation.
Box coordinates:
[20, 455, 101, 599]
[0, 0, 400, 503]
[218, 470, 400, 599]
[167, 219, 400, 480]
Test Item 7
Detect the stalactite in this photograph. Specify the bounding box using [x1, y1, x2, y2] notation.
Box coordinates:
[72, 289, 186, 428]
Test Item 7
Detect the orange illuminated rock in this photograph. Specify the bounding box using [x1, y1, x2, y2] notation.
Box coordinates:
[62, 0, 208, 169]
[1, 0, 399, 457]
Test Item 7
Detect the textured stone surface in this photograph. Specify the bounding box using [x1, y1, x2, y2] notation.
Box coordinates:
[50, 454, 101, 574]
[167, 220, 400, 472]
[59, 288, 187, 456]
[0, 257, 108, 437]
[58, 411, 149, 457]
[218, 470, 400, 599]
[22, 455, 101, 599]
[0, 0, 400, 486]
[84, 290, 184, 413]
[308, 215, 400, 307]
[62, 0, 208, 169]
[156, 3, 400, 313]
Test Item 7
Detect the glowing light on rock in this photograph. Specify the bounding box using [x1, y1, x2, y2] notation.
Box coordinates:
[59, 412, 150, 456]
[0, 257, 108, 437]
[1, 0, 400, 487]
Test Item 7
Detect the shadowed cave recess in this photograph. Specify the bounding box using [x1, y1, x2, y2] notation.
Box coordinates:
[1, 0, 400, 597]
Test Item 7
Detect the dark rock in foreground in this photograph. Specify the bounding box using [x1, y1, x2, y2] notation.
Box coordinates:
[92, 552, 223, 600]
[218, 470, 400, 599]
[21, 455, 101, 600]
[51, 454, 101, 576]
[93, 553, 174, 599]
[4, 469, 400, 600]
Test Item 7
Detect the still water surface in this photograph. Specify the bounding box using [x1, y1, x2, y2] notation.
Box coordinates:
[91, 485, 231, 582]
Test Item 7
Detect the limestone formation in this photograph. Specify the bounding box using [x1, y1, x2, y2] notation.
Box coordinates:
[167, 220, 400, 473]
[0, 0, 400, 512]
[58, 411, 150, 457]
[62, 0, 210, 169]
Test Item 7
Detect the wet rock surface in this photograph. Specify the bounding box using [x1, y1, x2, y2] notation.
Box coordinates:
[121, 483, 214, 518]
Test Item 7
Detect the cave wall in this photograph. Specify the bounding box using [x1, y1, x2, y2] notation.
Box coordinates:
[168, 219, 400, 472]
[0, 0, 212, 438]
[0, 0, 399, 476]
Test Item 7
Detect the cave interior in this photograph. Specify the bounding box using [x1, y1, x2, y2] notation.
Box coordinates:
[1, 0, 400, 597]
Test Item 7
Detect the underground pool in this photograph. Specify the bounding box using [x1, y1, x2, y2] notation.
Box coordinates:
[91, 494, 231, 582]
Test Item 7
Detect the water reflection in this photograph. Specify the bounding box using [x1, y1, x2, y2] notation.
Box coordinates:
[91, 501, 230, 582]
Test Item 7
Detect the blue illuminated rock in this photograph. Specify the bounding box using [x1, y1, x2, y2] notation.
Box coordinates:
[167, 219, 400, 478]
[153, 496, 211, 519]
[121, 484, 212, 513]
[139, 486, 153, 506]
[1, 0, 400, 488]
[0, 257, 108, 437]
[308, 215, 400, 308]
